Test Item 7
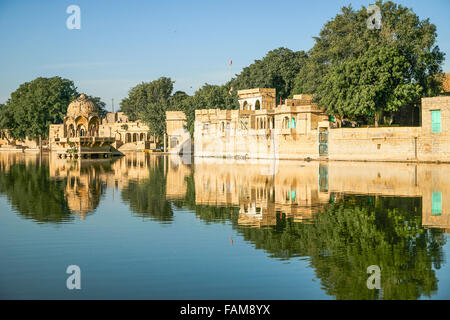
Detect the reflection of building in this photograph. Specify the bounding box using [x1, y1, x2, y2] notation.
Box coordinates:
[48, 152, 153, 219]
[165, 155, 192, 200]
[164, 155, 450, 232]
[191, 158, 331, 227]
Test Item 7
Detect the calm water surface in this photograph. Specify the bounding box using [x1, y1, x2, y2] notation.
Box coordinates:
[0, 152, 449, 299]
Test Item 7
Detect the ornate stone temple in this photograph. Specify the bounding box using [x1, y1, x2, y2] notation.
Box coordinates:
[49, 94, 119, 159]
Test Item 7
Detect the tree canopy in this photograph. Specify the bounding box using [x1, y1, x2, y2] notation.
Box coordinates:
[292, 0, 445, 126]
[120, 77, 174, 141]
[0, 77, 108, 140]
[231, 47, 308, 101]
[0, 77, 78, 140]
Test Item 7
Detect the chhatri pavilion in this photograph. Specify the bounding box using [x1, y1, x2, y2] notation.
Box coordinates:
[49, 94, 118, 159]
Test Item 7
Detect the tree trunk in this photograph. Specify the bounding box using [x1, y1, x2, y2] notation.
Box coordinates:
[374, 111, 382, 128]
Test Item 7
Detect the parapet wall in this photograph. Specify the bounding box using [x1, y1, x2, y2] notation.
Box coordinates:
[191, 96, 450, 162]
[328, 127, 420, 161]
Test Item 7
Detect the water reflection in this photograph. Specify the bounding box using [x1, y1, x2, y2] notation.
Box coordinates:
[0, 152, 448, 299]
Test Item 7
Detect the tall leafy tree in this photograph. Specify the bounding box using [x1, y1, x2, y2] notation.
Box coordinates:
[319, 45, 423, 126]
[2, 77, 78, 140]
[120, 77, 174, 142]
[293, 1, 445, 126]
[168, 91, 190, 111]
[231, 47, 308, 101]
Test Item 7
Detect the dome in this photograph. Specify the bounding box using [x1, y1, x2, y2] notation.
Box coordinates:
[66, 94, 98, 118]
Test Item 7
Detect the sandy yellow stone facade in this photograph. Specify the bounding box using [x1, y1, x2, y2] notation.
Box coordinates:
[49, 94, 157, 157]
[189, 88, 450, 162]
[166, 111, 190, 154]
[0, 130, 41, 151]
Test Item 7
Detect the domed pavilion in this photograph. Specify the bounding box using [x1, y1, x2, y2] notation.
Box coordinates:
[65, 94, 100, 138]
[49, 94, 118, 159]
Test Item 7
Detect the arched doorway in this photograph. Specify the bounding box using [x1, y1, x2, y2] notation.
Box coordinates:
[88, 117, 100, 137]
[77, 124, 87, 137]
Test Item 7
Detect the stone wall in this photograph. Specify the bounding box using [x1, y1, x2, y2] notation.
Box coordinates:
[328, 127, 420, 161]
[192, 96, 449, 162]
[166, 111, 190, 154]
[418, 96, 450, 162]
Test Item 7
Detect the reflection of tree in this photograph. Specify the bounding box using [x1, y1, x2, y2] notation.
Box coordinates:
[0, 163, 72, 223]
[180, 174, 446, 300]
[287, 196, 446, 300]
[121, 157, 173, 223]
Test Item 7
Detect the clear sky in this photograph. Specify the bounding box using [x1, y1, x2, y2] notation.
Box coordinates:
[0, 0, 449, 110]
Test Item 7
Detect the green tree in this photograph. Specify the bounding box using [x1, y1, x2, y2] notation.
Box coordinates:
[318, 45, 423, 126]
[2, 77, 78, 140]
[168, 90, 190, 111]
[231, 47, 308, 101]
[120, 77, 174, 142]
[293, 1, 445, 126]
[121, 156, 173, 223]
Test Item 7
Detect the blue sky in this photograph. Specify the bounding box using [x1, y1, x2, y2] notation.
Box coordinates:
[0, 0, 449, 110]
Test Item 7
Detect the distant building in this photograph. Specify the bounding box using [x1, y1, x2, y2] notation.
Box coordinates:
[166, 87, 450, 162]
[166, 111, 190, 154]
[49, 94, 157, 157]
[49, 94, 117, 159]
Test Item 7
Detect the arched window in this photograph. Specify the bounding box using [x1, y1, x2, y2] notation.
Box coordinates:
[140, 133, 145, 141]
[283, 117, 290, 129]
[133, 133, 138, 142]
[68, 124, 75, 138]
[242, 101, 248, 110]
[255, 100, 260, 110]
[77, 124, 86, 137]
[88, 117, 99, 137]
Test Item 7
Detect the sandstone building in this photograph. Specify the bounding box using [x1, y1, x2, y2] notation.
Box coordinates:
[49, 94, 157, 157]
[187, 88, 450, 162]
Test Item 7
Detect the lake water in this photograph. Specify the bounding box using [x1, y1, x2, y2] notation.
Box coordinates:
[0, 152, 449, 300]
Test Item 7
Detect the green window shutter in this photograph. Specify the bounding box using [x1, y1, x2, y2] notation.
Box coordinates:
[291, 117, 296, 129]
[431, 110, 441, 133]
[432, 191, 442, 216]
